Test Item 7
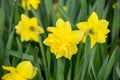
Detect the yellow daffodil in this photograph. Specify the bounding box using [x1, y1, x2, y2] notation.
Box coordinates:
[77, 12, 110, 48]
[2, 61, 37, 80]
[44, 18, 83, 59]
[21, 0, 40, 10]
[15, 14, 44, 42]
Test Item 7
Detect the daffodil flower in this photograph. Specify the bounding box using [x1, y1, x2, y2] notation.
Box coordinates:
[77, 12, 110, 48]
[44, 18, 83, 59]
[2, 61, 37, 80]
[21, 0, 40, 10]
[15, 14, 44, 42]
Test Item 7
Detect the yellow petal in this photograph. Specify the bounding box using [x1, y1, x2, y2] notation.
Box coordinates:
[56, 18, 72, 31]
[71, 30, 84, 44]
[21, 14, 30, 21]
[47, 26, 56, 32]
[98, 20, 109, 34]
[77, 22, 88, 31]
[30, 67, 37, 79]
[88, 12, 98, 26]
[64, 44, 78, 59]
[56, 18, 65, 28]
[2, 66, 16, 72]
[16, 61, 37, 79]
[2, 72, 27, 80]
[96, 31, 106, 43]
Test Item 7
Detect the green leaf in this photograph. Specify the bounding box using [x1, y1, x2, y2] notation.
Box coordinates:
[67, 61, 72, 80]
[58, 0, 64, 6]
[104, 46, 119, 80]
[111, 2, 120, 50]
[74, 56, 84, 80]
[102, 1, 110, 18]
[0, 38, 4, 78]
[4, 30, 14, 65]
[94, 45, 101, 73]
[33, 47, 39, 66]
[87, 46, 97, 80]
[66, 0, 80, 21]
[36, 64, 44, 80]
[81, 36, 91, 80]
[116, 63, 120, 78]
[46, 47, 51, 79]
[95, 0, 105, 18]
[99, 44, 108, 62]
[0, 8, 5, 38]
[6, 50, 42, 66]
[24, 43, 31, 54]
[44, 0, 57, 25]
[74, 43, 83, 79]
[58, 6, 75, 29]
[9, 1, 15, 35]
[38, 35, 47, 66]
[79, 0, 87, 21]
[97, 55, 109, 80]
[31, 5, 43, 27]
[90, 60, 97, 80]
[16, 38, 23, 58]
[56, 58, 65, 80]
[6, 30, 14, 50]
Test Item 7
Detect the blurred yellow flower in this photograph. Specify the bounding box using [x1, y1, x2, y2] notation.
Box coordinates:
[53, 3, 67, 17]
[44, 18, 83, 59]
[21, 0, 40, 10]
[77, 12, 110, 48]
[2, 61, 37, 80]
[15, 14, 44, 42]
[112, 3, 117, 9]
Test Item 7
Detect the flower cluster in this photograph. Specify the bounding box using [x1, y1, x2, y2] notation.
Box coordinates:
[2, 61, 37, 80]
[2, 0, 111, 79]
[15, 12, 109, 59]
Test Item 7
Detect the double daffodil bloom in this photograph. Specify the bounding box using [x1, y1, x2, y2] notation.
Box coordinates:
[15, 14, 44, 42]
[77, 12, 110, 48]
[44, 18, 83, 59]
[2, 61, 37, 80]
[21, 0, 40, 10]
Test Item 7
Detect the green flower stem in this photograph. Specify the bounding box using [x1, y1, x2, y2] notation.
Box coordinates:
[38, 35, 47, 65]
[56, 58, 65, 80]
[38, 35, 49, 80]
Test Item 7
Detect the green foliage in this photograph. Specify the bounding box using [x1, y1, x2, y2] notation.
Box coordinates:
[0, 0, 120, 80]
